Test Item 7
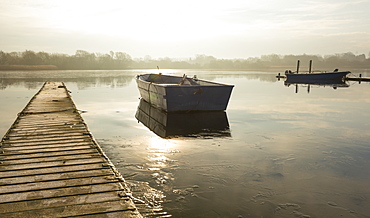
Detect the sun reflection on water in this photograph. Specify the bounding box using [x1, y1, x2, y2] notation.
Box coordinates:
[147, 137, 179, 171]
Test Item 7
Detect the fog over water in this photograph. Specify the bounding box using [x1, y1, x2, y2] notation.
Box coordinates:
[1, 70, 370, 217]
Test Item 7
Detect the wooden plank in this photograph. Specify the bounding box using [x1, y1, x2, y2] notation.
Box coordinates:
[1, 145, 94, 154]
[0, 157, 105, 171]
[0, 176, 120, 194]
[0, 168, 114, 185]
[0, 200, 140, 218]
[0, 149, 98, 160]
[0, 162, 107, 179]
[7, 132, 87, 140]
[0, 192, 122, 213]
[0, 183, 122, 204]
[0, 82, 142, 217]
[4, 138, 92, 148]
[5, 135, 90, 144]
[2, 153, 102, 165]
[8, 126, 86, 137]
[15, 116, 81, 122]
[3, 142, 92, 150]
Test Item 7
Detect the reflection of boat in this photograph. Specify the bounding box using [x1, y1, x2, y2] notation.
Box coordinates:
[135, 73, 234, 112]
[285, 79, 350, 87]
[135, 99, 231, 138]
[284, 79, 350, 93]
[284, 60, 350, 82]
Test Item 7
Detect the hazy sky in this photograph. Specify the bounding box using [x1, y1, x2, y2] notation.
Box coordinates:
[1, 0, 370, 58]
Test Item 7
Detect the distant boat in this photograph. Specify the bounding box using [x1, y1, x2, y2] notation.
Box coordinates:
[135, 73, 234, 112]
[285, 70, 350, 81]
[284, 60, 350, 82]
[135, 99, 231, 138]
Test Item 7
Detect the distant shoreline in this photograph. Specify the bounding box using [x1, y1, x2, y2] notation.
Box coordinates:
[1, 51, 369, 72]
[0, 65, 368, 72]
[0, 65, 58, 70]
[0, 66, 293, 72]
[0, 64, 288, 71]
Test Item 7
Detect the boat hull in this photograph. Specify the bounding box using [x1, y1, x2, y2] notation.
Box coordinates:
[136, 74, 234, 112]
[285, 71, 350, 82]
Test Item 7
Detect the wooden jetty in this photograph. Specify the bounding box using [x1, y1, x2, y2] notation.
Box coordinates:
[345, 76, 370, 82]
[276, 75, 370, 82]
[0, 82, 142, 217]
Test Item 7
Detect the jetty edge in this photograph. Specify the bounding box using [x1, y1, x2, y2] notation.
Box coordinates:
[0, 82, 142, 217]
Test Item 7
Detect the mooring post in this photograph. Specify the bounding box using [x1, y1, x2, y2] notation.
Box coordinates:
[296, 60, 300, 74]
[359, 73, 362, 84]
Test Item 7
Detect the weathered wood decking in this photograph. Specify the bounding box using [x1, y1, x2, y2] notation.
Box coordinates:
[0, 82, 142, 217]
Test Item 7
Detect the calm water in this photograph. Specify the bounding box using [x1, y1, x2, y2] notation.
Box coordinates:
[1, 70, 370, 217]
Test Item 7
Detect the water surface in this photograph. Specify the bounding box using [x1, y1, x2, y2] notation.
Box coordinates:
[1, 70, 370, 217]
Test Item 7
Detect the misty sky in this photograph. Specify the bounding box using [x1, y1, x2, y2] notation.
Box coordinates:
[1, 0, 370, 58]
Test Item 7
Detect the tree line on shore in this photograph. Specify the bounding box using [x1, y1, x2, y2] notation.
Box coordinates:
[0, 50, 369, 71]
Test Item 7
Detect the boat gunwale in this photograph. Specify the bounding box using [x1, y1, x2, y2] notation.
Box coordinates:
[136, 73, 234, 88]
[285, 71, 351, 76]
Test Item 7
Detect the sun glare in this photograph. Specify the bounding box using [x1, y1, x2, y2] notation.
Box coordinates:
[3, 0, 369, 58]
[43, 0, 249, 42]
[148, 137, 176, 151]
[146, 136, 178, 170]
